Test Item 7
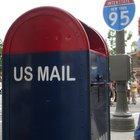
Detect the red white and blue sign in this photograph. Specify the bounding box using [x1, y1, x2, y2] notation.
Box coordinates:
[103, 0, 135, 30]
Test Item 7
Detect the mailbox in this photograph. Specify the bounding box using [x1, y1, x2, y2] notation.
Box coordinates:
[2, 7, 110, 140]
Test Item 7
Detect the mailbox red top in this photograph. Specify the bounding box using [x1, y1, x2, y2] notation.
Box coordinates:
[3, 7, 90, 54]
[3, 6, 109, 57]
[80, 22, 109, 57]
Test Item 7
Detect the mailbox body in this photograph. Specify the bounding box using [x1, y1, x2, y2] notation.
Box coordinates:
[2, 7, 110, 140]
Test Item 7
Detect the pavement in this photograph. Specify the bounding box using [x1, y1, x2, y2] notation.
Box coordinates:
[110, 97, 140, 140]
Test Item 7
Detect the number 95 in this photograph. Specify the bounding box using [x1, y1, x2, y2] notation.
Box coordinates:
[109, 10, 129, 26]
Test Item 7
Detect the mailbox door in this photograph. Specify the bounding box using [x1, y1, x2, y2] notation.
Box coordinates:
[90, 52, 110, 140]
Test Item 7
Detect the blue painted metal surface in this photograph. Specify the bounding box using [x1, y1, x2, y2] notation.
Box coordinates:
[90, 52, 110, 140]
[3, 52, 90, 140]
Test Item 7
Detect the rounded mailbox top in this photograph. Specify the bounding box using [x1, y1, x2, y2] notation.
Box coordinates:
[3, 6, 90, 54]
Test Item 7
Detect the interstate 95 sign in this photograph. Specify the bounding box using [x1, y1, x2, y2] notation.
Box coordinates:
[103, 0, 135, 31]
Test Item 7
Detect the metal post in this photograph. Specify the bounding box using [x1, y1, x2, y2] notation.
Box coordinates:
[116, 30, 125, 54]
[110, 30, 135, 131]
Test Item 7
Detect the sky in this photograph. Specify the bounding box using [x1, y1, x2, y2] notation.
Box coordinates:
[0, 0, 139, 52]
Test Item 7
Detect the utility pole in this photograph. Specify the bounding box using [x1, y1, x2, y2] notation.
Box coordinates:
[110, 30, 135, 131]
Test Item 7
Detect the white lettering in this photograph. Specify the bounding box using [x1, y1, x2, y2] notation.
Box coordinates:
[67, 66, 76, 81]
[14, 65, 76, 82]
[38, 65, 76, 81]
[14, 67, 23, 81]
[50, 66, 61, 81]
[62, 66, 65, 81]
[24, 67, 33, 81]
[38, 66, 49, 81]
[14, 66, 33, 81]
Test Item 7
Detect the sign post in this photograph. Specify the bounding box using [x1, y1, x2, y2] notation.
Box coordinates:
[103, 0, 136, 132]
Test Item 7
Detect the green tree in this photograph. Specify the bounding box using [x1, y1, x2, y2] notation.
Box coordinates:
[106, 30, 133, 55]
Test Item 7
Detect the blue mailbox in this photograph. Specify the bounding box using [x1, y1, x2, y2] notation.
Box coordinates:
[2, 7, 110, 140]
